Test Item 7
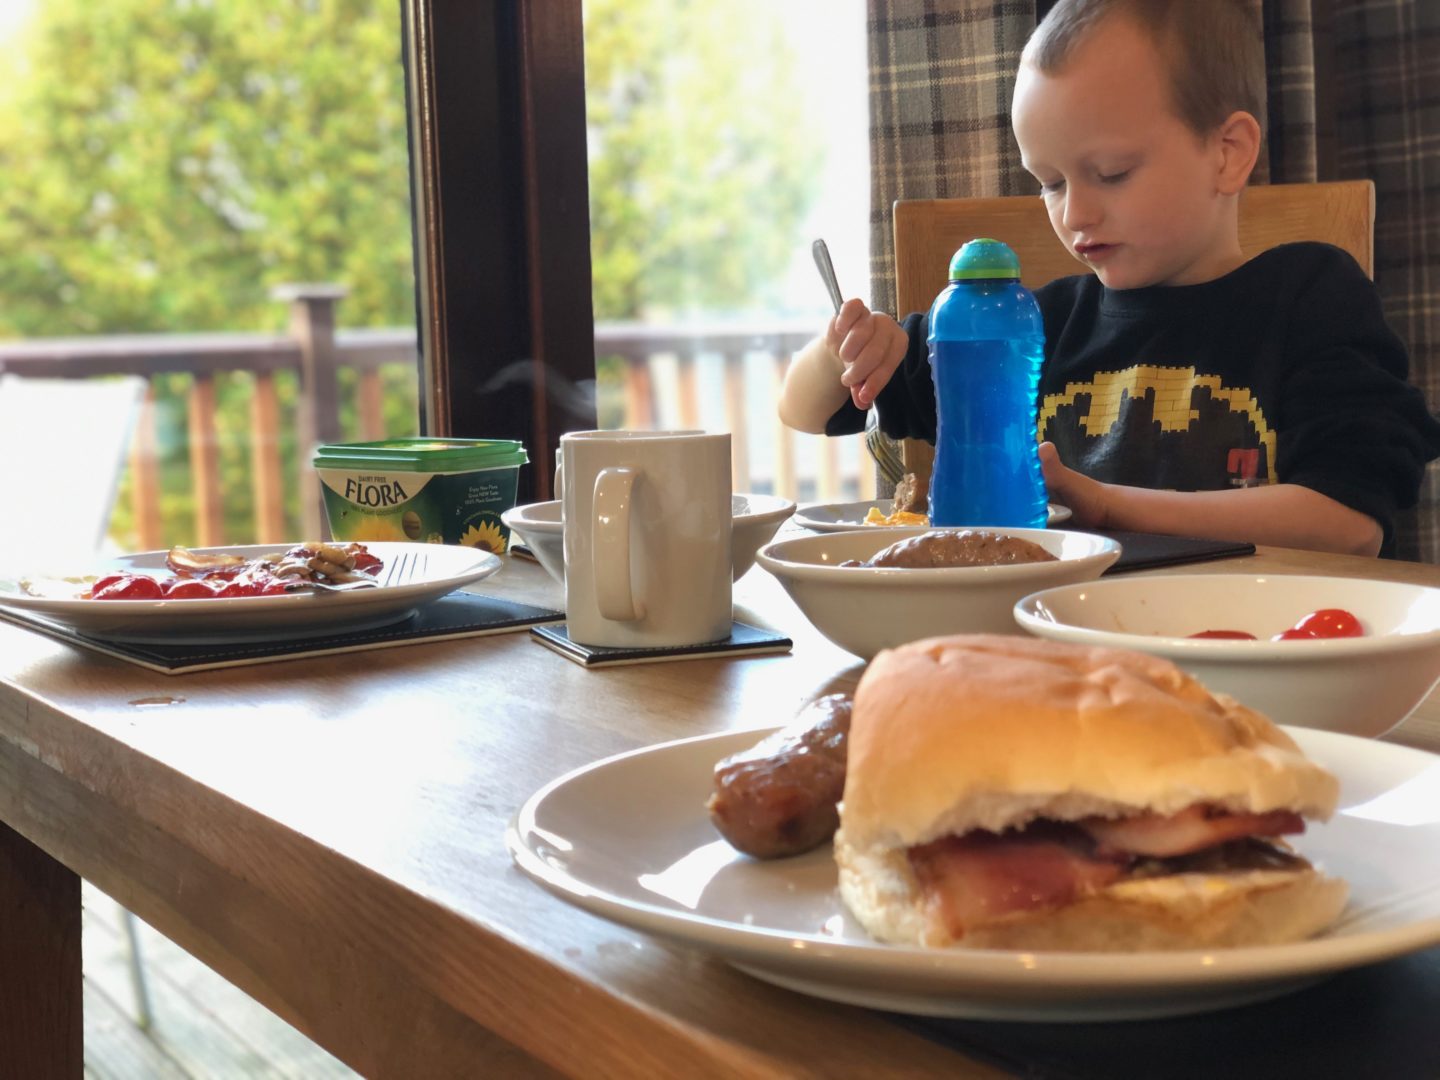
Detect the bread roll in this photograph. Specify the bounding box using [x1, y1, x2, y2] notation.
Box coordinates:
[835, 633, 1347, 950]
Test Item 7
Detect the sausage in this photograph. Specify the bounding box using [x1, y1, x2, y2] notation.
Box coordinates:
[706, 694, 852, 859]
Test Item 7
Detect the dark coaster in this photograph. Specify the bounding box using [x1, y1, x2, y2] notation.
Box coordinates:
[1088, 529, 1257, 574]
[0, 591, 564, 674]
[531, 621, 792, 667]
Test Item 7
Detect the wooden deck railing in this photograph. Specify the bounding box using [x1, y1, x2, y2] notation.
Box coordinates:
[0, 293, 874, 550]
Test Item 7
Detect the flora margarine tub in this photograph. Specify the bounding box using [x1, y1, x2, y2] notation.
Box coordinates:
[314, 438, 528, 554]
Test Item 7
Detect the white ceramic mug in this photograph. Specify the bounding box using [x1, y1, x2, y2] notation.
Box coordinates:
[561, 430, 732, 648]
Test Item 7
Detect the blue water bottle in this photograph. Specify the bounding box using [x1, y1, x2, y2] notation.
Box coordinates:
[926, 238, 1047, 528]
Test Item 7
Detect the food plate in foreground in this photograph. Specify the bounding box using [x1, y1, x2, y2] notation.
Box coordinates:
[0, 542, 502, 644]
[796, 499, 1072, 533]
[507, 726, 1440, 1022]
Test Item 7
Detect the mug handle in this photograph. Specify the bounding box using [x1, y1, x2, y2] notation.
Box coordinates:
[553, 458, 564, 501]
[593, 466, 642, 621]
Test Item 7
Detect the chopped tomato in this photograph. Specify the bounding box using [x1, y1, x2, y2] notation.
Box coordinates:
[1272, 628, 1319, 641]
[350, 549, 383, 575]
[92, 574, 164, 601]
[161, 579, 219, 599]
[1187, 629, 1258, 640]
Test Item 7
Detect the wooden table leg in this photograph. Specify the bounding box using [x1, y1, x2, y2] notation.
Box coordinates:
[0, 820, 82, 1078]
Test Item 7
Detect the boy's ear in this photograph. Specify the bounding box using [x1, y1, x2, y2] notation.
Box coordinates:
[1215, 110, 1262, 195]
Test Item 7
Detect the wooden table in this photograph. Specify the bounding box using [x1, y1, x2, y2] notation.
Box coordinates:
[3, 543, 1439, 1079]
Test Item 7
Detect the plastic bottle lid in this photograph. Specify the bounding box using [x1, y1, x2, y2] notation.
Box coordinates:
[948, 238, 1021, 281]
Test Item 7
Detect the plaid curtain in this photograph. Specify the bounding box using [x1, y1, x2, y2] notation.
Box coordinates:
[1332, 2, 1440, 561]
[866, 0, 1037, 317]
[868, 0, 1440, 559]
[1260, 0, 1440, 560]
[1254, 0, 1320, 183]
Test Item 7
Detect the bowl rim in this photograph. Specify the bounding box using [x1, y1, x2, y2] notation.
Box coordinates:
[1015, 573, 1440, 658]
[501, 503, 562, 534]
[502, 492, 797, 534]
[756, 527, 1121, 585]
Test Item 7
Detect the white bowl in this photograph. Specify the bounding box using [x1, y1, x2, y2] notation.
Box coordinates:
[755, 527, 1121, 660]
[500, 493, 796, 585]
[1014, 574, 1440, 738]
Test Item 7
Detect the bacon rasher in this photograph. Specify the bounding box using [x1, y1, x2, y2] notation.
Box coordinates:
[1078, 805, 1305, 858]
[908, 825, 1126, 939]
[907, 806, 1305, 940]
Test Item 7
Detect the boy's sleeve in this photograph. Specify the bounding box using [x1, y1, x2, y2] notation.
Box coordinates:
[823, 312, 935, 441]
[1275, 248, 1440, 548]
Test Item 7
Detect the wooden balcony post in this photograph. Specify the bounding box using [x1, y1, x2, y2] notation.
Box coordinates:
[129, 381, 163, 551]
[273, 284, 347, 540]
[249, 371, 286, 543]
[771, 353, 796, 500]
[187, 372, 224, 546]
[675, 353, 700, 430]
[722, 351, 750, 492]
[622, 356, 655, 430]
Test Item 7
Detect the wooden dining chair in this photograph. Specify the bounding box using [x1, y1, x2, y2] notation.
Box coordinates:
[889, 179, 1377, 489]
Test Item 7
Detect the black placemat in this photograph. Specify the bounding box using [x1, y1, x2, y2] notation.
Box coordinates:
[891, 947, 1440, 1079]
[0, 591, 564, 674]
[531, 621, 792, 667]
[1087, 529, 1257, 574]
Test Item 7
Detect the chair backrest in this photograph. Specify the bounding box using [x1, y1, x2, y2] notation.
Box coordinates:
[890, 179, 1376, 483]
[0, 374, 145, 571]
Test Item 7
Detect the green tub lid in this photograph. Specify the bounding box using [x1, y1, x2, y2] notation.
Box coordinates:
[313, 437, 528, 472]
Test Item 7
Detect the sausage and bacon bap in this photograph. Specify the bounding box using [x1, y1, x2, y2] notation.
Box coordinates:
[836, 634, 1347, 951]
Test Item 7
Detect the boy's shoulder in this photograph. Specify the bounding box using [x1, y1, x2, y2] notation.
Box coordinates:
[1241, 241, 1368, 283]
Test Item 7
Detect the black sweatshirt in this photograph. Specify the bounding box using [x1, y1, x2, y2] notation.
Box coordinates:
[826, 243, 1440, 553]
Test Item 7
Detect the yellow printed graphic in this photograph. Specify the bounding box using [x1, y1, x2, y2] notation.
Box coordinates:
[1037, 364, 1278, 484]
[462, 519, 508, 554]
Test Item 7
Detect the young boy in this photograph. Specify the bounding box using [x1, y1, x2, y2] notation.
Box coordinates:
[778, 0, 1440, 557]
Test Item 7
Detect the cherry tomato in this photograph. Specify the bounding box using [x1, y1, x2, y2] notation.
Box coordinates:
[1188, 630, 1258, 640]
[1291, 608, 1364, 639]
[92, 574, 164, 601]
[161, 578, 219, 600]
[1272, 628, 1319, 642]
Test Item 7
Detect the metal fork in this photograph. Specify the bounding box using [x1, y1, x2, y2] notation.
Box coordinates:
[382, 549, 427, 588]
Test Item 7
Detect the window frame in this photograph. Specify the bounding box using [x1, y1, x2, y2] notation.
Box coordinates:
[401, 0, 595, 502]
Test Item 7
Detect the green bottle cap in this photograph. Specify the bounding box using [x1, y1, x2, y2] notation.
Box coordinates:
[948, 237, 1021, 280]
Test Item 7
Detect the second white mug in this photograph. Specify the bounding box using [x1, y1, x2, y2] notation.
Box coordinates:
[561, 430, 732, 648]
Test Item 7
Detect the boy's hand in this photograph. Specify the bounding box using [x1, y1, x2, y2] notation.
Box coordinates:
[1038, 442, 1111, 528]
[826, 299, 908, 409]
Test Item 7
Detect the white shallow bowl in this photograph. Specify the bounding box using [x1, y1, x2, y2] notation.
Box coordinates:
[500, 493, 796, 585]
[1015, 574, 1440, 738]
[754, 527, 1121, 660]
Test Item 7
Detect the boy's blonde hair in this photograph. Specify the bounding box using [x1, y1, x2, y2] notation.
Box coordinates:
[1024, 0, 1267, 140]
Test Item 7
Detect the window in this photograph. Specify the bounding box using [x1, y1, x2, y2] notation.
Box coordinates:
[411, 0, 874, 507]
[582, 0, 872, 503]
[0, 0, 421, 557]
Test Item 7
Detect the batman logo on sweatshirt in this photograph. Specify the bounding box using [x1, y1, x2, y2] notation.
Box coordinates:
[1037, 364, 1276, 491]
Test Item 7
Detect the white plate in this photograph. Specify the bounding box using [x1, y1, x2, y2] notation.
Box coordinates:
[0, 542, 502, 644]
[508, 726, 1440, 1022]
[796, 499, 1072, 532]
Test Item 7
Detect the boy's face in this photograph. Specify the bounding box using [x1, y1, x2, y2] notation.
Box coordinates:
[1011, 16, 1242, 289]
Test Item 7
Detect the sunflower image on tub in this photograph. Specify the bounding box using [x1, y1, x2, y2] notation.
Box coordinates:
[461, 520, 508, 554]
